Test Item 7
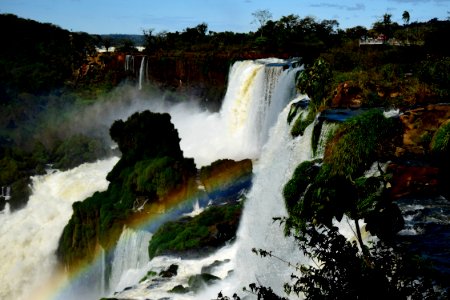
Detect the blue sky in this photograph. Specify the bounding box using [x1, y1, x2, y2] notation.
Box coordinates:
[1, 0, 448, 34]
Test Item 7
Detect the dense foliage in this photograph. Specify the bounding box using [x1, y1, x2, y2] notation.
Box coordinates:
[148, 203, 242, 259]
[253, 223, 440, 300]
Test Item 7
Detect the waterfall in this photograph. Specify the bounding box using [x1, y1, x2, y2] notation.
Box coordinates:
[214, 101, 312, 298]
[125, 54, 135, 73]
[1, 186, 11, 201]
[0, 59, 305, 300]
[173, 59, 298, 167]
[0, 157, 118, 300]
[108, 228, 152, 294]
[138, 56, 147, 90]
[314, 121, 338, 159]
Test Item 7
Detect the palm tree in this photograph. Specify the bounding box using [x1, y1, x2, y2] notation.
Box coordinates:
[402, 10, 410, 25]
[402, 11, 410, 44]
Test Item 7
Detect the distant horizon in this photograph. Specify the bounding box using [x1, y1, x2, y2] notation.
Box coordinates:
[1, 0, 449, 35]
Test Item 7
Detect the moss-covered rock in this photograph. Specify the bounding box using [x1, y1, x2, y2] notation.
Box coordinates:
[52, 134, 110, 170]
[57, 111, 198, 270]
[187, 273, 220, 292]
[285, 110, 404, 239]
[148, 203, 242, 259]
[169, 284, 190, 294]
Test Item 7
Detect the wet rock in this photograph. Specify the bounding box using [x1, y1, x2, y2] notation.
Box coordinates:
[199, 159, 252, 204]
[159, 264, 179, 278]
[201, 259, 230, 274]
[169, 284, 190, 294]
[287, 98, 309, 124]
[188, 273, 220, 292]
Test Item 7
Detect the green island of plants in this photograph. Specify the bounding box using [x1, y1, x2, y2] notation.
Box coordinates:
[148, 203, 242, 259]
[57, 111, 198, 270]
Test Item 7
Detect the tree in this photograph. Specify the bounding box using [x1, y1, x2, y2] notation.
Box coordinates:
[252, 9, 273, 37]
[402, 10, 410, 44]
[372, 13, 395, 40]
[143, 28, 155, 52]
[102, 37, 112, 52]
[402, 10, 410, 25]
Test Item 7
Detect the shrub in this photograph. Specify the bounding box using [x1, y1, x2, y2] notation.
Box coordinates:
[431, 120, 450, 154]
[324, 109, 399, 178]
[148, 204, 242, 259]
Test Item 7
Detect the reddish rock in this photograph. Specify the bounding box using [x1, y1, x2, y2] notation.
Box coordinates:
[199, 159, 252, 196]
[331, 81, 363, 108]
[386, 163, 440, 199]
[397, 104, 450, 157]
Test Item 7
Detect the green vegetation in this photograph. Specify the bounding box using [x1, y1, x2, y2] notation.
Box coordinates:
[139, 270, 157, 283]
[52, 134, 109, 170]
[323, 109, 399, 177]
[431, 120, 450, 154]
[285, 110, 401, 235]
[1, 11, 448, 298]
[148, 203, 242, 259]
[273, 108, 446, 298]
[57, 111, 197, 269]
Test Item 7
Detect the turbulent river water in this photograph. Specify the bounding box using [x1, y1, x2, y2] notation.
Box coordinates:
[2, 57, 447, 300]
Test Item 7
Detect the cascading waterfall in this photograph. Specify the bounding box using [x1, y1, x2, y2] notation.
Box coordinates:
[259, 66, 302, 147]
[0, 157, 118, 300]
[173, 58, 298, 166]
[104, 59, 310, 298]
[108, 228, 153, 294]
[113, 97, 314, 300]
[219, 59, 282, 157]
[212, 100, 314, 298]
[138, 56, 147, 90]
[125, 54, 135, 73]
[0, 59, 303, 300]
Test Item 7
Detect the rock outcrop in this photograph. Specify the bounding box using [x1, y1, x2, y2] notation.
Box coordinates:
[57, 111, 198, 270]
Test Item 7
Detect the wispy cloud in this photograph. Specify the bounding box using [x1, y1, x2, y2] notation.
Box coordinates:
[310, 3, 366, 11]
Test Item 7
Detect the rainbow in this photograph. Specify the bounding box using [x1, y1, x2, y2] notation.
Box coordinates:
[32, 162, 252, 300]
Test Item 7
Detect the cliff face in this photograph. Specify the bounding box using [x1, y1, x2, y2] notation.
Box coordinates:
[118, 52, 290, 110]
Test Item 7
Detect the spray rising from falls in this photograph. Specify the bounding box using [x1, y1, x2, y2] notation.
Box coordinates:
[0, 157, 118, 300]
[196, 98, 314, 298]
[0, 59, 302, 300]
[107, 59, 303, 294]
[171, 59, 300, 166]
[114, 96, 318, 300]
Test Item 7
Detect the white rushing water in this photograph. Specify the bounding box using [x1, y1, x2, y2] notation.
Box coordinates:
[207, 97, 313, 298]
[138, 56, 147, 90]
[168, 59, 300, 167]
[0, 157, 118, 300]
[1, 59, 304, 300]
[108, 228, 153, 293]
[109, 60, 307, 299]
[113, 96, 313, 300]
